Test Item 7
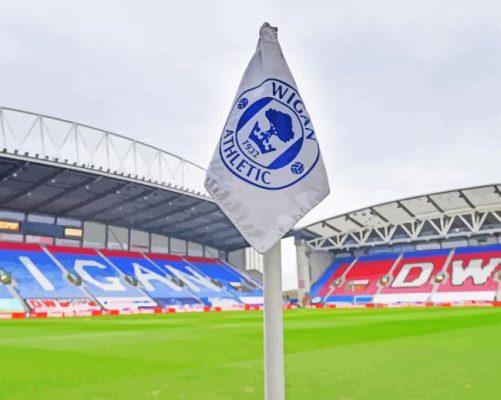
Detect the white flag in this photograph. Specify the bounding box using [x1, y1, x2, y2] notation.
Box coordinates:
[205, 23, 330, 253]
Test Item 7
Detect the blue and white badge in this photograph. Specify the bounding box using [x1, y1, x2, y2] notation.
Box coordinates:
[219, 79, 320, 190]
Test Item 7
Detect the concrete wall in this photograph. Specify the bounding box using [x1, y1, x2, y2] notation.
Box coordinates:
[228, 248, 246, 271]
[295, 243, 310, 301]
[294, 238, 334, 302]
[308, 249, 334, 287]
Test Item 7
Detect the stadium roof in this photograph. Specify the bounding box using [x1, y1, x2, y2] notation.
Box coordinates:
[297, 184, 501, 251]
[0, 107, 248, 251]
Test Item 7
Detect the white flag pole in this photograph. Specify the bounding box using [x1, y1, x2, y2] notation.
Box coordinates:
[263, 240, 285, 400]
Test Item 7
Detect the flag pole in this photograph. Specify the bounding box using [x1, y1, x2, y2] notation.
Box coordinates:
[204, 21, 329, 399]
[263, 240, 285, 400]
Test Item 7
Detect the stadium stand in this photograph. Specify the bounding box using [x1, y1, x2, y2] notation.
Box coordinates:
[432, 245, 501, 302]
[184, 257, 263, 305]
[0, 242, 262, 315]
[310, 245, 501, 305]
[4, 239, 501, 316]
[46, 246, 158, 310]
[323, 254, 398, 304]
[309, 257, 355, 299]
[147, 253, 242, 307]
[375, 249, 450, 304]
[0, 285, 25, 313]
[0, 242, 99, 313]
[2, 109, 500, 316]
[101, 250, 203, 307]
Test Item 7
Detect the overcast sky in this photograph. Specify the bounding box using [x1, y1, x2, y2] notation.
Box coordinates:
[1, 0, 501, 290]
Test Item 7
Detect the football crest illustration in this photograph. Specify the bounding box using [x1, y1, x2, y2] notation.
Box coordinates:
[219, 79, 320, 190]
[248, 108, 294, 155]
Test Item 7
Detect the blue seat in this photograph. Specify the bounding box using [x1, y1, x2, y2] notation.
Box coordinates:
[186, 257, 263, 305]
[148, 254, 241, 307]
[47, 246, 157, 310]
[102, 250, 203, 307]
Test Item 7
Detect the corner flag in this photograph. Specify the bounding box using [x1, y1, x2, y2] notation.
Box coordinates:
[205, 23, 329, 253]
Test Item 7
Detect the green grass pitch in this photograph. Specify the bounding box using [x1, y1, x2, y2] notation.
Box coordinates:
[1, 307, 501, 399]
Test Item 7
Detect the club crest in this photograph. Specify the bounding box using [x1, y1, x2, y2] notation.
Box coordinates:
[219, 79, 320, 190]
